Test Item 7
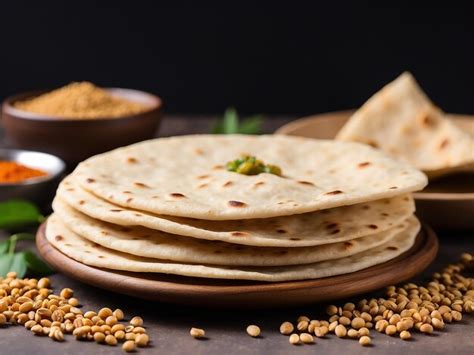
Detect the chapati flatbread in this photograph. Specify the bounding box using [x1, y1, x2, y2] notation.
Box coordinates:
[74, 135, 426, 220]
[46, 214, 419, 282]
[336, 72, 474, 178]
[57, 175, 415, 247]
[52, 199, 409, 266]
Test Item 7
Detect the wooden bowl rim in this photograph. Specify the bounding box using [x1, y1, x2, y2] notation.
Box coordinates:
[276, 111, 474, 200]
[1, 87, 162, 122]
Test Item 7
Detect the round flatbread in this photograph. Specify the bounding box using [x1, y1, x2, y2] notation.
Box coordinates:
[46, 214, 419, 282]
[57, 175, 415, 247]
[52, 199, 410, 266]
[74, 135, 427, 220]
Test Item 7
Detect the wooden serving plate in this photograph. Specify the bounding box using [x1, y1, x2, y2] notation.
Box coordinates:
[276, 111, 474, 230]
[37, 222, 438, 308]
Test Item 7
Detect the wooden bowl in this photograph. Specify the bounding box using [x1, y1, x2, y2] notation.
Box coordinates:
[276, 111, 474, 230]
[2, 88, 163, 170]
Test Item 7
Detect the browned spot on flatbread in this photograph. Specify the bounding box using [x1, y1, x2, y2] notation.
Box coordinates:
[213, 165, 224, 170]
[152, 196, 159, 199]
[126, 198, 133, 203]
[289, 237, 301, 241]
[387, 246, 398, 251]
[170, 193, 186, 198]
[231, 231, 250, 237]
[100, 231, 109, 235]
[297, 180, 315, 186]
[55, 235, 63, 241]
[330, 229, 341, 235]
[98, 255, 105, 259]
[276, 250, 288, 255]
[213, 250, 223, 254]
[389, 186, 398, 189]
[439, 138, 449, 150]
[325, 190, 343, 196]
[86, 178, 95, 183]
[326, 223, 338, 229]
[358, 162, 371, 168]
[420, 112, 437, 127]
[361, 205, 370, 210]
[198, 183, 208, 189]
[134, 182, 149, 188]
[127, 157, 138, 164]
[344, 241, 353, 248]
[109, 209, 122, 212]
[223, 181, 233, 187]
[228, 200, 247, 207]
[194, 148, 204, 155]
[123, 191, 133, 194]
[381, 212, 389, 217]
[64, 243, 72, 247]
[253, 181, 265, 188]
[368, 224, 378, 229]
[366, 140, 379, 148]
[66, 188, 75, 191]
[276, 229, 287, 234]
[197, 175, 210, 180]
[134, 213, 142, 217]
[79, 200, 85, 205]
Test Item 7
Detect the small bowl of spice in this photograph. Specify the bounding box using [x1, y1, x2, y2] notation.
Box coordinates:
[0, 148, 65, 204]
[2, 82, 162, 169]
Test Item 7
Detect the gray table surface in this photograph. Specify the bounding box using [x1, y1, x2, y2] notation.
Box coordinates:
[0, 115, 473, 355]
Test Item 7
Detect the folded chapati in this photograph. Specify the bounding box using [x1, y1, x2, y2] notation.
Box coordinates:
[52, 198, 410, 267]
[46, 214, 419, 282]
[56, 175, 415, 247]
[73, 135, 427, 220]
[336, 72, 474, 178]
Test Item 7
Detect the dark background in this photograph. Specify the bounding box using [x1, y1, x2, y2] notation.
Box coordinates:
[1, 1, 474, 115]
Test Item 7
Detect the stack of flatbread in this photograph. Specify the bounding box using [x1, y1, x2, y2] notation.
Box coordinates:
[336, 72, 474, 179]
[47, 135, 428, 282]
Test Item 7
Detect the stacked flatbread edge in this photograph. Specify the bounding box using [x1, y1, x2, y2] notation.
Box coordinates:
[47, 134, 427, 282]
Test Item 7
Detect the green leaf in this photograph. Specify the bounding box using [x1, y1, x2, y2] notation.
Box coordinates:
[0, 252, 27, 278]
[238, 115, 263, 134]
[0, 239, 10, 254]
[222, 107, 239, 134]
[10, 252, 28, 278]
[23, 251, 54, 275]
[0, 200, 43, 229]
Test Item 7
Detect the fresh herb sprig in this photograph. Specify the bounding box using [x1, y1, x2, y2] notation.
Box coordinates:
[0, 200, 53, 278]
[212, 107, 263, 134]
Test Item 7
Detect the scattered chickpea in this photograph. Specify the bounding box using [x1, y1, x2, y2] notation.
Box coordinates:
[335, 324, 347, 338]
[135, 333, 150, 347]
[289, 333, 300, 345]
[280, 321, 294, 335]
[122, 340, 136, 352]
[246, 325, 261, 338]
[190, 327, 205, 339]
[400, 330, 411, 340]
[359, 335, 371, 346]
[300, 333, 314, 344]
[130, 316, 143, 327]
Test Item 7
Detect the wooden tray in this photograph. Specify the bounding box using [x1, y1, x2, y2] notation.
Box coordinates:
[276, 111, 474, 230]
[36, 222, 438, 308]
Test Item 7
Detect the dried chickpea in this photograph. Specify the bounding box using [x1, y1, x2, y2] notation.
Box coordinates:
[359, 335, 371, 346]
[190, 327, 205, 339]
[289, 333, 300, 345]
[300, 333, 314, 344]
[135, 333, 149, 347]
[122, 340, 136, 352]
[279, 321, 294, 335]
[246, 325, 260, 338]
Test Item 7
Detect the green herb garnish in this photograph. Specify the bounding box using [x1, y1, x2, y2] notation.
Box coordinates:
[0, 200, 53, 278]
[226, 156, 282, 176]
[212, 107, 263, 134]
